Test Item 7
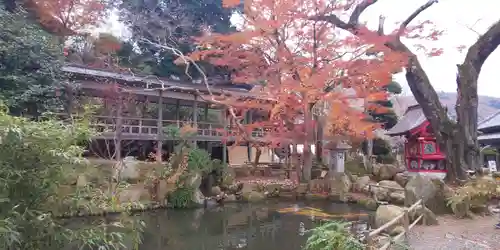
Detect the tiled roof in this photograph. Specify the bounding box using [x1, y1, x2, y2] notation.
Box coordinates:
[478, 110, 500, 131]
[478, 131, 500, 142]
[386, 104, 427, 136]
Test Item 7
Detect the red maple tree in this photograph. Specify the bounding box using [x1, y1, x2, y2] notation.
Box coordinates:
[183, 0, 435, 182]
[27, 0, 106, 37]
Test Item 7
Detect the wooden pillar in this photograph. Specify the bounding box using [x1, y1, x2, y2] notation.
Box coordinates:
[245, 111, 252, 162]
[204, 103, 209, 121]
[192, 95, 198, 148]
[115, 92, 123, 162]
[175, 99, 180, 127]
[222, 108, 227, 164]
[65, 85, 74, 118]
[156, 90, 163, 162]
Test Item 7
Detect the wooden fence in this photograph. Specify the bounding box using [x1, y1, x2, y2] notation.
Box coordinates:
[365, 184, 427, 250]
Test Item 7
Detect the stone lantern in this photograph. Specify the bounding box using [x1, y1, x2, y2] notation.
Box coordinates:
[324, 141, 351, 173]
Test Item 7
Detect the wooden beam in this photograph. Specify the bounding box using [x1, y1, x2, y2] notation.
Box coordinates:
[156, 90, 163, 162]
[115, 92, 123, 162]
[192, 94, 198, 148]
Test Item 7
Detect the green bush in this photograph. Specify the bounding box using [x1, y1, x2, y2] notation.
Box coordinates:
[167, 187, 195, 208]
[0, 107, 143, 249]
[304, 221, 365, 250]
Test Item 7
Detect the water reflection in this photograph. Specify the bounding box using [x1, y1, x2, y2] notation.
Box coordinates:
[138, 200, 369, 250]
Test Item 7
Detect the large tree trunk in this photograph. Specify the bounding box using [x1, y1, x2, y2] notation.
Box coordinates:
[315, 117, 324, 163]
[315, 0, 500, 182]
[404, 53, 466, 182]
[302, 104, 314, 183]
[455, 20, 500, 171]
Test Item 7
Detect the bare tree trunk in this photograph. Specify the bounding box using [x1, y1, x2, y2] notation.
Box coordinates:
[455, 20, 500, 171]
[404, 55, 466, 182]
[253, 147, 262, 166]
[363, 139, 373, 171]
[315, 117, 324, 163]
[302, 103, 314, 183]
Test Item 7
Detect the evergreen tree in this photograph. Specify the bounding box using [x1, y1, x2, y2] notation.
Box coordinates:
[117, 0, 237, 79]
[0, 6, 63, 116]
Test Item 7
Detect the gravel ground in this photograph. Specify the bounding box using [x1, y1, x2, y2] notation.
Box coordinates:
[408, 215, 500, 250]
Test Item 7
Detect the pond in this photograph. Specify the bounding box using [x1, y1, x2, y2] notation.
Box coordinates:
[137, 200, 370, 250]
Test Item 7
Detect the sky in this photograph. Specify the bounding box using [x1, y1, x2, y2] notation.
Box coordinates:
[360, 0, 500, 97]
[99, 0, 500, 97]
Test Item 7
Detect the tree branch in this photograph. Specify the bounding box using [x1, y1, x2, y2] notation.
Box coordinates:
[377, 15, 385, 35]
[396, 0, 439, 37]
[462, 20, 500, 76]
[348, 0, 379, 26]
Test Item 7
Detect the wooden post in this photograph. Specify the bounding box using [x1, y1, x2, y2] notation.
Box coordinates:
[222, 108, 227, 164]
[365, 231, 373, 250]
[115, 92, 123, 162]
[419, 199, 426, 225]
[156, 90, 163, 162]
[192, 95, 198, 148]
[175, 99, 180, 127]
[402, 208, 410, 241]
[204, 103, 209, 121]
[65, 85, 73, 118]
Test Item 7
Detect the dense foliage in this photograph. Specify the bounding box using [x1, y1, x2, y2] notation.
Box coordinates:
[0, 7, 63, 116]
[367, 81, 402, 130]
[304, 221, 365, 250]
[116, 0, 236, 78]
[0, 105, 142, 249]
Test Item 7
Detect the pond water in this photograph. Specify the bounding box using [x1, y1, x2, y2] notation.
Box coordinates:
[137, 200, 370, 250]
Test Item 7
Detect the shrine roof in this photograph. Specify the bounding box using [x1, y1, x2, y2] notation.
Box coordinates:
[478, 110, 500, 132]
[478, 131, 500, 144]
[386, 104, 427, 136]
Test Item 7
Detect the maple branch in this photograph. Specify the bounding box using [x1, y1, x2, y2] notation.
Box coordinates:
[348, 0, 379, 26]
[311, 0, 378, 30]
[377, 15, 385, 35]
[138, 38, 262, 144]
[396, 0, 439, 38]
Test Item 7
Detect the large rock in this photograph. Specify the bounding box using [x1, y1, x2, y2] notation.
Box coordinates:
[330, 173, 352, 201]
[373, 164, 404, 181]
[394, 172, 410, 187]
[117, 184, 149, 203]
[241, 182, 260, 193]
[409, 207, 438, 226]
[191, 189, 205, 206]
[242, 191, 266, 202]
[116, 157, 141, 181]
[372, 180, 404, 202]
[353, 176, 371, 193]
[211, 186, 222, 196]
[186, 173, 202, 189]
[374, 205, 405, 235]
[404, 175, 453, 214]
[76, 175, 88, 187]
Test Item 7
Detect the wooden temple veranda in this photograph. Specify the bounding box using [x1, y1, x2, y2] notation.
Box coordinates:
[61, 64, 270, 164]
[478, 111, 500, 168]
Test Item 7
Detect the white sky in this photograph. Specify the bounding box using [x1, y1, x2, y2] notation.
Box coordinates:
[360, 0, 500, 97]
[99, 0, 500, 97]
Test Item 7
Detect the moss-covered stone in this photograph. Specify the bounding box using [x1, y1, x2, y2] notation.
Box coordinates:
[241, 191, 266, 203]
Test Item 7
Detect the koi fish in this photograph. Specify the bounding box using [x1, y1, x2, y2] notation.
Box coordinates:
[276, 206, 368, 220]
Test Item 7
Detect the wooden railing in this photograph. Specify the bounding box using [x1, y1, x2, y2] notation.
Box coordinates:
[87, 116, 266, 138]
[365, 199, 426, 250]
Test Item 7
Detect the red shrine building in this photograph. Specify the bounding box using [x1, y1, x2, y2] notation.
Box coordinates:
[386, 104, 447, 179]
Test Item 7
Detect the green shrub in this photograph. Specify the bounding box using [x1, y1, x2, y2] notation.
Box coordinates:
[0, 107, 143, 249]
[304, 221, 365, 250]
[167, 187, 195, 208]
